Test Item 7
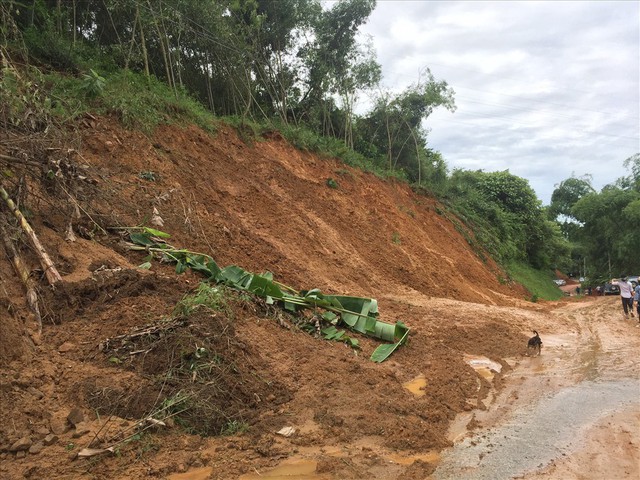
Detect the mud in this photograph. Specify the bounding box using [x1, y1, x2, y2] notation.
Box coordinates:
[0, 117, 638, 479]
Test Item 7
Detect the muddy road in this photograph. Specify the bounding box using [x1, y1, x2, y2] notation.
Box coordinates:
[214, 295, 640, 480]
[433, 296, 640, 480]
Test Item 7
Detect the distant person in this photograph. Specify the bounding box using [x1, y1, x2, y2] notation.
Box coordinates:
[618, 276, 634, 318]
[587, 286, 592, 296]
[635, 282, 640, 322]
[576, 286, 581, 295]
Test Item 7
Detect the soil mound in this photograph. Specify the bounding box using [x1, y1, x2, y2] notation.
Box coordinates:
[0, 116, 536, 479]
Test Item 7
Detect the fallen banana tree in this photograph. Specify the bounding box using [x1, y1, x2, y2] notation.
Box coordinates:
[120, 227, 410, 362]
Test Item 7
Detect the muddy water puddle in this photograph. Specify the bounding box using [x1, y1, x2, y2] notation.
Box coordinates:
[236, 444, 441, 479]
[464, 354, 502, 381]
[167, 467, 214, 480]
[403, 373, 427, 396]
[238, 458, 329, 480]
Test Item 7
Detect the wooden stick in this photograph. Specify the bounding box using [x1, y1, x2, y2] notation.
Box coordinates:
[0, 186, 62, 285]
[0, 217, 42, 335]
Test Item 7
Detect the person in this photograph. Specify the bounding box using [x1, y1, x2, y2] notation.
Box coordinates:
[635, 282, 640, 321]
[618, 276, 634, 318]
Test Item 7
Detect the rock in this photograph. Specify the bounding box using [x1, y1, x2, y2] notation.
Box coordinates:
[15, 451, 26, 459]
[9, 437, 32, 452]
[276, 426, 296, 437]
[28, 443, 44, 455]
[27, 387, 44, 400]
[35, 427, 50, 438]
[72, 423, 91, 438]
[58, 342, 75, 353]
[67, 408, 84, 426]
[43, 434, 58, 446]
[50, 419, 68, 435]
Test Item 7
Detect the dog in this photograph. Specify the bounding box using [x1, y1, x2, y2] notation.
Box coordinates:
[527, 330, 542, 356]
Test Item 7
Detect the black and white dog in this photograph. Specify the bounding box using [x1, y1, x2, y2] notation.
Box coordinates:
[527, 330, 542, 356]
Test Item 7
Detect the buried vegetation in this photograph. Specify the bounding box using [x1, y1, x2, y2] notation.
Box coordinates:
[97, 285, 291, 438]
[121, 227, 411, 362]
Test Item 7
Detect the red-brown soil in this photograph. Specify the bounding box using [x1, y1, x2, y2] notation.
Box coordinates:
[1, 117, 567, 479]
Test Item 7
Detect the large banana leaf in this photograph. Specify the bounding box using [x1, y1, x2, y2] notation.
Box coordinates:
[124, 228, 410, 361]
[370, 322, 410, 363]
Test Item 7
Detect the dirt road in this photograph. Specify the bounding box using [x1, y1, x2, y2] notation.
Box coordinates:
[433, 296, 640, 479]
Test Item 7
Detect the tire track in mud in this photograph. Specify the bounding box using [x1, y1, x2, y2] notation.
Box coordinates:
[432, 297, 640, 480]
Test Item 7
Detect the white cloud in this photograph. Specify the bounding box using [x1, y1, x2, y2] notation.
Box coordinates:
[358, 0, 640, 203]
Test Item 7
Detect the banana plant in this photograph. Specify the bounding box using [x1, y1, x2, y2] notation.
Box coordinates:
[121, 227, 409, 362]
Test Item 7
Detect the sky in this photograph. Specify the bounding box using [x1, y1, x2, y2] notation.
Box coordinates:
[354, 0, 640, 205]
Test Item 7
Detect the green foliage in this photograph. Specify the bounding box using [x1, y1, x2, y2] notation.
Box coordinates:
[571, 183, 640, 279]
[326, 178, 338, 189]
[80, 69, 106, 98]
[441, 169, 569, 271]
[353, 71, 455, 184]
[44, 69, 215, 132]
[0, 63, 56, 131]
[124, 228, 409, 362]
[505, 262, 563, 301]
[174, 283, 229, 317]
[278, 122, 404, 180]
[548, 175, 595, 221]
[221, 420, 249, 436]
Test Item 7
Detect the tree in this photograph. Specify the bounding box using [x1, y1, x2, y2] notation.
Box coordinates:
[353, 70, 455, 182]
[548, 175, 595, 222]
[571, 187, 639, 279]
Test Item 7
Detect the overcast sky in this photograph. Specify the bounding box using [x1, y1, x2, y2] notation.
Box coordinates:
[354, 0, 639, 204]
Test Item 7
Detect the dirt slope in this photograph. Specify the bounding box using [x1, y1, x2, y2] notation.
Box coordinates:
[0, 117, 539, 479]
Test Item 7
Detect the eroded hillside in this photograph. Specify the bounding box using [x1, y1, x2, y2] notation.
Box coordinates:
[0, 117, 539, 479]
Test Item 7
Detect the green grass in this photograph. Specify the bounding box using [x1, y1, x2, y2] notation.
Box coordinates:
[45, 69, 216, 133]
[173, 283, 230, 317]
[506, 261, 563, 301]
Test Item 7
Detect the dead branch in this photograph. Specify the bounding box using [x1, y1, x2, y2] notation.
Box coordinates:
[0, 215, 42, 335]
[0, 185, 62, 285]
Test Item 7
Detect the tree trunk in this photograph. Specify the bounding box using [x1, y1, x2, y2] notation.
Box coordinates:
[147, 1, 173, 93]
[125, 6, 139, 71]
[137, 10, 150, 80]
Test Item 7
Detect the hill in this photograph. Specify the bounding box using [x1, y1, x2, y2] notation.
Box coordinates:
[0, 116, 541, 479]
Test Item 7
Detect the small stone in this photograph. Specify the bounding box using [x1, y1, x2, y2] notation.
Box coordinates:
[58, 342, 75, 353]
[67, 408, 84, 426]
[15, 451, 26, 459]
[72, 423, 91, 438]
[27, 387, 45, 400]
[9, 437, 32, 452]
[43, 434, 58, 446]
[28, 443, 44, 455]
[50, 419, 68, 435]
[266, 394, 276, 402]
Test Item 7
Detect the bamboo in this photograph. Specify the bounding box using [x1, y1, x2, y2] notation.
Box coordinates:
[0, 217, 42, 335]
[0, 186, 62, 285]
